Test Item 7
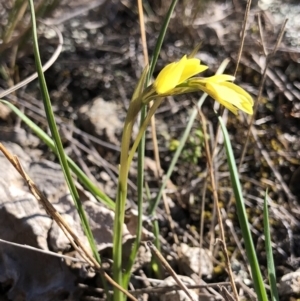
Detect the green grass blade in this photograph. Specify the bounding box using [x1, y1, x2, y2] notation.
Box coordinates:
[218, 116, 268, 301]
[28, 0, 100, 262]
[151, 219, 162, 277]
[264, 190, 279, 301]
[2, 0, 26, 44]
[0, 99, 115, 210]
[148, 0, 178, 79]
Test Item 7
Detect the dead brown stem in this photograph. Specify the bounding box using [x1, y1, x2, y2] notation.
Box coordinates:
[197, 111, 239, 301]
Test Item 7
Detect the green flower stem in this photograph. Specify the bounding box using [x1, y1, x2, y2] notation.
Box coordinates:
[122, 103, 147, 289]
[127, 99, 163, 166]
[112, 0, 180, 294]
[114, 96, 161, 296]
[112, 81, 147, 299]
[112, 119, 134, 300]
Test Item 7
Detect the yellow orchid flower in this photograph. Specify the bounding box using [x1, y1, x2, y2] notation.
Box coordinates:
[154, 55, 208, 94]
[147, 55, 253, 115]
[189, 75, 254, 115]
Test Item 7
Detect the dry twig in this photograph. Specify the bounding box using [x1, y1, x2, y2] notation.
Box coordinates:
[147, 241, 197, 301]
[198, 110, 239, 301]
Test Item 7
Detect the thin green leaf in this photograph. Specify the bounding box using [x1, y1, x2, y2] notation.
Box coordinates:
[151, 219, 162, 277]
[218, 116, 268, 301]
[148, 0, 178, 80]
[264, 190, 279, 301]
[132, 65, 149, 102]
[28, 0, 100, 262]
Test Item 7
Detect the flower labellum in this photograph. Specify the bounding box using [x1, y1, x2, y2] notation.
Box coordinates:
[189, 75, 254, 115]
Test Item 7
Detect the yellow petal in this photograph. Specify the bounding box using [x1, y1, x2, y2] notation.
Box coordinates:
[206, 82, 241, 114]
[188, 80, 239, 114]
[179, 58, 208, 84]
[240, 100, 253, 115]
[154, 55, 208, 95]
[203, 74, 235, 83]
[215, 98, 239, 115]
[188, 76, 253, 115]
[206, 82, 241, 106]
[220, 82, 253, 105]
[154, 55, 187, 94]
[206, 82, 253, 115]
